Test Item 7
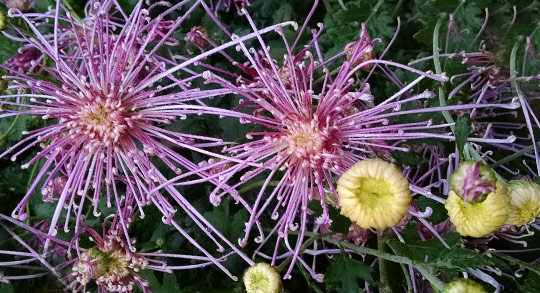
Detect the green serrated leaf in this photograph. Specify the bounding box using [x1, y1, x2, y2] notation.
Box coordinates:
[518, 270, 540, 293]
[162, 272, 181, 292]
[321, 0, 396, 58]
[0, 35, 20, 64]
[204, 196, 249, 241]
[455, 114, 472, 156]
[433, 245, 495, 273]
[328, 205, 352, 235]
[325, 255, 373, 292]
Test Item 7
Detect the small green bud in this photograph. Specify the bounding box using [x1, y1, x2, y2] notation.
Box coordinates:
[442, 278, 486, 293]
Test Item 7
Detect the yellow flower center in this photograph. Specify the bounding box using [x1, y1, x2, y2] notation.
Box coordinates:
[69, 97, 130, 146]
[283, 119, 330, 167]
[352, 177, 393, 209]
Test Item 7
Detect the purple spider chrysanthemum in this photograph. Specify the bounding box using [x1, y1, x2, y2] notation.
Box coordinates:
[0, 0, 299, 279]
[165, 2, 521, 280]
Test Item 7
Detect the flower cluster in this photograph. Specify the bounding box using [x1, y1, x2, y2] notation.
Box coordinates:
[445, 161, 540, 237]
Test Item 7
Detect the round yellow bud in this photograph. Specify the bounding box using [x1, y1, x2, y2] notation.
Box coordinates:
[337, 158, 411, 229]
[506, 180, 540, 226]
[445, 181, 509, 237]
[442, 278, 486, 293]
[243, 263, 281, 293]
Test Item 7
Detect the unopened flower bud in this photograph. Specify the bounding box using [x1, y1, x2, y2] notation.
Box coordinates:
[344, 23, 375, 68]
[0, 79, 6, 93]
[185, 26, 210, 54]
[1, 0, 34, 12]
[442, 278, 486, 293]
[445, 181, 508, 237]
[450, 161, 496, 203]
[338, 158, 411, 229]
[506, 180, 540, 226]
[243, 263, 281, 293]
[0, 9, 5, 31]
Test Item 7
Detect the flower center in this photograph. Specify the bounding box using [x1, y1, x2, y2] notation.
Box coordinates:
[354, 177, 393, 209]
[73, 237, 148, 291]
[283, 119, 328, 166]
[70, 97, 130, 145]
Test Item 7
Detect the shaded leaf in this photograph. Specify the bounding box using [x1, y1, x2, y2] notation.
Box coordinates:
[325, 255, 373, 292]
[455, 114, 472, 156]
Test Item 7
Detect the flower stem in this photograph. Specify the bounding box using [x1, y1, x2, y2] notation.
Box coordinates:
[490, 140, 540, 168]
[321, 234, 412, 265]
[61, 0, 81, 22]
[237, 180, 280, 194]
[493, 252, 540, 276]
[377, 230, 392, 293]
[24, 160, 41, 225]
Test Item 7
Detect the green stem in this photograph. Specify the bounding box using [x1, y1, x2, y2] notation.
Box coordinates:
[61, 0, 82, 22]
[385, 240, 446, 291]
[297, 261, 324, 293]
[24, 160, 41, 225]
[432, 16, 492, 165]
[378, 230, 392, 293]
[493, 253, 540, 276]
[366, 0, 385, 24]
[0, 109, 22, 141]
[508, 39, 540, 174]
[432, 16, 455, 129]
[321, 0, 331, 12]
[399, 263, 413, 293]
[490, 140, 540, 169]
[314, 66, 341, 85]
[275, 233, 324, 273]
[321, 233, 446, 291]
[237, 180, 280, 194]
[321, 235, 412, 265]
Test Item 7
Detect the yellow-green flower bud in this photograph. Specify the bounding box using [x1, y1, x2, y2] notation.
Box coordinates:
[243, 263, 281, 293]
[0, 9, 5, 32]
[337, 158, 411, 229]
[442, 278, 486, 293]
[506, 180, 540, 226]
[445, 181, 509, 237]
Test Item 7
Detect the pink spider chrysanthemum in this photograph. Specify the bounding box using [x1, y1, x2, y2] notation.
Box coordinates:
[0, 0, 304, 279]
[164, 2, 521, 280]
[0, 196, 237, 292]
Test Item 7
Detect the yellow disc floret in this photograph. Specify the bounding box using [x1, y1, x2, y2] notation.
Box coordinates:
[337, 158, 411, 229]
[445, 181, 509, 237]
[243, 263, 281, 293]
[506, 180, 540, 226]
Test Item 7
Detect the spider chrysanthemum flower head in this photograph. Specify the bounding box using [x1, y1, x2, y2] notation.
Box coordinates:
[243, 263, 281, 293]
[185, 26, 210, 53]
[442, 278, 486, 293]
[337, 158, 411, 229]
[70, 209, 150, 292]
[450, 161, 497, 203]
[1, 0, 34, 12]
[445, 181, 508, 237]
[505, 180, 540, 226]
[72, 233, 149, 292]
